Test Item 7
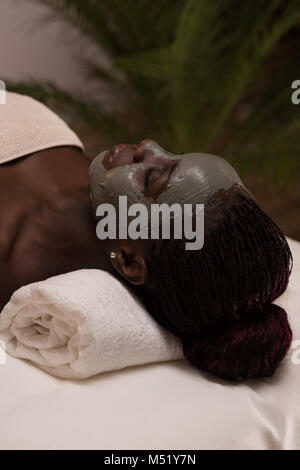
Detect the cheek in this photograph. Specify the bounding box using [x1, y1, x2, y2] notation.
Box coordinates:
[132, 171, 145, 193]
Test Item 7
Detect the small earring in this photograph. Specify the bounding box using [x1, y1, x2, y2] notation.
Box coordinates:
[110, 251, 117, 259]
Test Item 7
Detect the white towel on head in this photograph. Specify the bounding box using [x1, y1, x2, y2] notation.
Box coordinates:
[0, 92, 84, 164]
[0, 269, 184, 379]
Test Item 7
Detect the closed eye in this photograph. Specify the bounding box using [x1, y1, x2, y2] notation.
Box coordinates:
[134, 161, 178, 199]
[143, 163, 177, 190]
[143, 167, 163, 188]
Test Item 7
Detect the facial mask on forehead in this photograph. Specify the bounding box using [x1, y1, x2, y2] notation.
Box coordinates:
[88, 140, 248, 213]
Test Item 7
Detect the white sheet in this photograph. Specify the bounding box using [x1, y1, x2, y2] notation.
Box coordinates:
[0, 237, 299, 450]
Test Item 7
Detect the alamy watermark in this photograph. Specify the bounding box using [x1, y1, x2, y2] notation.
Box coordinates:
[291, 340, 300, 365]
[291, 80, 300, 105]
[0, 80, 6, 104]
[96, 195, 204, 250]
[0, 340, 6, 365]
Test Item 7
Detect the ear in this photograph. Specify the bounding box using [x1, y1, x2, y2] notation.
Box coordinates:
[109, 246, 148, 285]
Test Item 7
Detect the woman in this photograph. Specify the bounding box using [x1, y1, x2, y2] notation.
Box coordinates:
[0, 92, 293, 381]
[89, 140, 293, 382]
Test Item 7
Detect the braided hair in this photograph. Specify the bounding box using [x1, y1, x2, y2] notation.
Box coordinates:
[132, 186, 293, 381]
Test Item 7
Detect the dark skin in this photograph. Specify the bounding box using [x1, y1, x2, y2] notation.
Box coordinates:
[0, 140, 176, 311]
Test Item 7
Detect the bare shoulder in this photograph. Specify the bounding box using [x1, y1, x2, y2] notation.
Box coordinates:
[0, 146, 100, 311]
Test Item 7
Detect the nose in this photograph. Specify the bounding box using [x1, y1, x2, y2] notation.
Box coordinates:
[132, 139, 152, 164]
[132, 139, 179, 176]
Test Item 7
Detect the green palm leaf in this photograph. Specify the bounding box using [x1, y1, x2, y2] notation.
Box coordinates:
[8, 0, 300, 182]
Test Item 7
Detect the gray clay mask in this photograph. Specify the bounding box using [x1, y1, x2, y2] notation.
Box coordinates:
[89, 151, 153, 213]
[89, 140, 249, 214]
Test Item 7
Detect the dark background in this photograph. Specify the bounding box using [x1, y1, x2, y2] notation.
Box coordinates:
[1, 0, 299, 240]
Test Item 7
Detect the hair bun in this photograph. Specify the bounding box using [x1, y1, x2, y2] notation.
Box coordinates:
[182, 304, 292, 381]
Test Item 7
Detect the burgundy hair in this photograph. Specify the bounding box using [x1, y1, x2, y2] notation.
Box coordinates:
[133, 186, 293, 381]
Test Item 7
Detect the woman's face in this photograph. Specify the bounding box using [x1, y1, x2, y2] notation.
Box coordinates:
[88, 139, 249, 285]
[89, 139, 246, 212]
[101, 140, 178, 200]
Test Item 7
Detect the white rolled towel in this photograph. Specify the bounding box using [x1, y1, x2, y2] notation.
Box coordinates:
[0, 269, 184, 379]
